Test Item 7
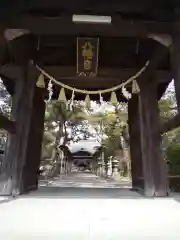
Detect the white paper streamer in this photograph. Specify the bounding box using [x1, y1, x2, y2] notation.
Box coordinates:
[69, 90, 75, 111]
[99, 93, 103, 104]
[45, 80, 53, 103]
[122, 86, 132, 100]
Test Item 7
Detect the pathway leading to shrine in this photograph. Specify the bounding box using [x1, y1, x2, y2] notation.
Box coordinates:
[39, 171, 131, 188]
[0, 173, 180, 239]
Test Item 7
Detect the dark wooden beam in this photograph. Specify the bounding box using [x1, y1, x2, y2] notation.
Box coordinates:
[42, 67, 171, 82]
[8, 16, 174, 36]
[23, 0, 152, 12]
[141, 42, 170, 77]
[18, 0, 180, 15]
[0, 0, 178, 26]
[0, 114, 15, 133]
[7, 34, 36, 65]
[1, 65, 171, 87]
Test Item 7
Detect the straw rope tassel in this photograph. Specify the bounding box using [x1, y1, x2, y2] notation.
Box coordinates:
[132, 80, 140, 94]
[58, 88, 67, 102]
[110, 91, 118, 105]
[85, 95, 91, 109]
[36, 74, 45, 88]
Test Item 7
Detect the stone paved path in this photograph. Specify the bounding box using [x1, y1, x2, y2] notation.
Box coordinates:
[40, 172, 131, 188]
[0, 173, 180, 239]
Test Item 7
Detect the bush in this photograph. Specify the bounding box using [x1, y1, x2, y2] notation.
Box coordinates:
[166, 143, 180, 175]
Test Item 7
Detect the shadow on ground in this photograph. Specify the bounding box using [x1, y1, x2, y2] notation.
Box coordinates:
[170, 192, 180, 204]
[0, 196, 17, 205]
[23, 186, 144, 199]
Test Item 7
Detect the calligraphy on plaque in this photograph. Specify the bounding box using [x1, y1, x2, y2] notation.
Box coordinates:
[77, 37, 99, 77]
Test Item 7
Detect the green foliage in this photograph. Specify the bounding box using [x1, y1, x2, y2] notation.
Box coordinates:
[0, 80, 11, 118]
[87, 108, 128, 159]
[0, 80, 11, 150]
[166, 142, 180, 175]
[42, 102, 91, 159]
[103, 121, 126, 159]
[159, 98, 174, 120]
[159, 84, 180, 178]
[0, 130, 7, 149]
[42, 101, 129, 176]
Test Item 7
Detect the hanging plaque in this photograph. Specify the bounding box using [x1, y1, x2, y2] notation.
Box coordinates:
[77, 37, 99, 77]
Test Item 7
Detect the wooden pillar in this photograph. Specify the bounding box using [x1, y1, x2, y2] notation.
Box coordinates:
[172, 35, 180, 112]
[139, 76, 168, 197]
[128, 95, 144, 190]
[0, 63, 45, 195]
[21, 87, 45, 192]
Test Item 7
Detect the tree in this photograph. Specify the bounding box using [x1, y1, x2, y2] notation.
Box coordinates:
[86, 104, 130, 176]
[41, 101, 91, 177]
[0, 79, 11, 117]
[166, 143, 180, 175]
[158, 81, 180, 178]
[0, 79, 12, 148]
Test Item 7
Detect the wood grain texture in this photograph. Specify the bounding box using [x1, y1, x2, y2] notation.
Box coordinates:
[139, 75, 168, 197]
[0, 64, 42, 195]
[128, 95, 144, 190]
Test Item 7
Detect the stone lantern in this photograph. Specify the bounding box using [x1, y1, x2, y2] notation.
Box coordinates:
[112, 158, 119, 180]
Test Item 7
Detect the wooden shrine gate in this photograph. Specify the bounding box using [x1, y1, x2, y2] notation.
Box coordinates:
[0, 0, 179, 197]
